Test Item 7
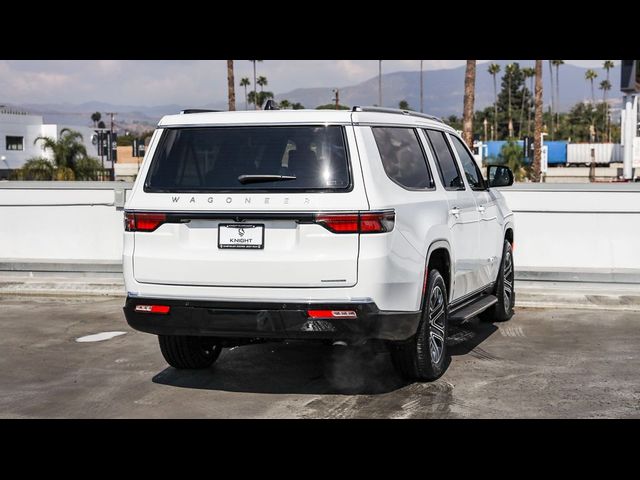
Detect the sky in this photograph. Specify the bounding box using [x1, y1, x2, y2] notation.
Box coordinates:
[0, 60, 609, 107]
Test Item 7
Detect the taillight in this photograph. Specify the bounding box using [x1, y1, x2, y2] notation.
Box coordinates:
[307, 310, 357, 319]
[125, 213, 167, 232]
[134, 304, 171, 314]
[314, 211, 394, 234]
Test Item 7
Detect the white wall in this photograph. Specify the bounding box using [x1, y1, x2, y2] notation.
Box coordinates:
[500, 184, 640, 272]
[0, 183, 639, 277]
[0, 183, 128, 263]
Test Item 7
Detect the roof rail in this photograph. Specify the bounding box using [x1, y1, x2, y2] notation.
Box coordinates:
[351, 106, 444, 123]
[180, 109, 222, 114]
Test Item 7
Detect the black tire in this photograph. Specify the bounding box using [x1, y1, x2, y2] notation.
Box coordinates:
[391, 269, 449, 381]
[158, 335, 222, 369]
[480, 240, 515, 322]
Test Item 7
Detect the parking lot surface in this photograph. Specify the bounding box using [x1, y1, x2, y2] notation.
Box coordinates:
[1, 295, 639, 418]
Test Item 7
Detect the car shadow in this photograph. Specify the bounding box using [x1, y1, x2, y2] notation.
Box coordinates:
[152, 317, 500, 395]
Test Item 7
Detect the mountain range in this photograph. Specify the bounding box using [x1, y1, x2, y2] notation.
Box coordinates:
[10, 60, 621, 130]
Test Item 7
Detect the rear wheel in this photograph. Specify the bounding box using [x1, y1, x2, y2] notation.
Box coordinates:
[480, 240, 515, 322]
[391, 269, 449, 381]
[158, 335, 222, 369]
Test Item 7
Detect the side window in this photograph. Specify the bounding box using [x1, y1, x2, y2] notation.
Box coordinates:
[371, 127, 433, 190]
[424, 129, 464, 190]
[449, 135, 486, 190]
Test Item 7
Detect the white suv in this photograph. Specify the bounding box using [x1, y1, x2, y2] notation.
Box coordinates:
[123, 106, 515, 381]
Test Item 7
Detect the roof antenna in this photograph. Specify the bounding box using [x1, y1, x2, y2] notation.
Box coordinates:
[263, 99, 279, 110]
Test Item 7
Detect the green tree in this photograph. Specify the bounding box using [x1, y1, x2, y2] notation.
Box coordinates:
[90, 112, 101, 128]
[487, 63, 501, 140]
[551, 60, 564, 132]
[291, 102, 305, 110]
[13, 158, 54, 180]
[496, 63, 531, 140]
[498, 138, 529, 181]
[522, 67, 536, 135]
[239, 77, 251, 110]
[26, 129, 101, 181]
[504, 63, 517, 137]
[602, 61, 615, 142]
[248, 60, 263, 110]
[279, 99, 291, 109]
[247, 90, 274, 109]
[257, 75, 268, 92]
[398, 99, 411, 110]
[316, 103, 349, 110]
[585, 69, 598, 104]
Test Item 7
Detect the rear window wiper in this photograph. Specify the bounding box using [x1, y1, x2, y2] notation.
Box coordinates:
[237, 174, 297, 184]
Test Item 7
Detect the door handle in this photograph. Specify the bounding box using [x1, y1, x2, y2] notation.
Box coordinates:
[449, 207, 460, 217]
[478, 205, 486, 213]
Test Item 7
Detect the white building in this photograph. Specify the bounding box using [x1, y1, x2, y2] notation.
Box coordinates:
[0, 108, 108, 178]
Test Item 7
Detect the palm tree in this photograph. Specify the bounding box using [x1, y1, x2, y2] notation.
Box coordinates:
[226, 60, 236, 111]
[603, 61, 615, 141]
[505, 63, 516, 137]
[599, 80, 612, 142]
[248, 60, 263, 110]
[462, 60, 476, 149]
[585, 69, 598, 140]
[585, 69, 598, 104]
[90, 112, 101, 128]
[522, 67, 535, 135]
[31, 129, 101, 180]
[533, 60, 543, 182]
[548, 60, 555, 138]
[487, 63, 501, 140]
[247, 91, 274, 109]
[257, 76, 268, 92]
[239, 77, 250, 110]
[551, 60, 564, 132]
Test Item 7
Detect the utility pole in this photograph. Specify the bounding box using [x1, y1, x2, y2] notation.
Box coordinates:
[107, 112, 116, 181]
[333, 89, 340, 110]
[420, 60, 424, 113]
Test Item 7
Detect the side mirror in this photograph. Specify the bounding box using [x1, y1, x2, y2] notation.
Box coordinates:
[487, 165, 514, 187]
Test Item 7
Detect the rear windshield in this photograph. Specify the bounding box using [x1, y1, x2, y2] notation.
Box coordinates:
[144, 126, 351, 192]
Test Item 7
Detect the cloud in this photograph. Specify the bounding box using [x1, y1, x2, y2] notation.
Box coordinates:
[0, 59, 613, 107]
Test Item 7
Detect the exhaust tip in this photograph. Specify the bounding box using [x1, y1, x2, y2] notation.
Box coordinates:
[332, 340, 348, 347]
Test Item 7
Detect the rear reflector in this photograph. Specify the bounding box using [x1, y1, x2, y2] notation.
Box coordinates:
[135, 304, 171, 314]
[125, 213, 167, 232]
[307, 310, 357, 319]
[314, 211, 394, 234]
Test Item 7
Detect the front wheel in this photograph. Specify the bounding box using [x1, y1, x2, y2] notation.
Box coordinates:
[391, 269, 449, 381]
[158, 335, 222, 369]
[481, 240, 515, 322]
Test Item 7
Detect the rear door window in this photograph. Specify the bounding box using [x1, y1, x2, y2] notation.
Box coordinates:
[424, 129, 464, 190]
[371, 127, 433, 190]
[144, 126, 350, 192]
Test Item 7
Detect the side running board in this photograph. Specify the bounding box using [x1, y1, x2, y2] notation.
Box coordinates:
[449, 295, 498, 324]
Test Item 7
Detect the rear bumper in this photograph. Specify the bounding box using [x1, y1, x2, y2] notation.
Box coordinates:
[123, 297, 421, 341]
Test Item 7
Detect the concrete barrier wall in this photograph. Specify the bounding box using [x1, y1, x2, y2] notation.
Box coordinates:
[500, 183, 640, 281]
[1, 182, 639, 281]
[0, 182, 131, 266]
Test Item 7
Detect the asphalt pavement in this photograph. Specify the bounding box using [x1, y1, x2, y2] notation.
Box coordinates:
[1, 295, 639, 418]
